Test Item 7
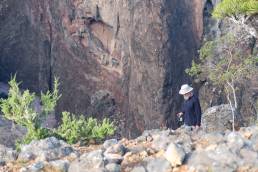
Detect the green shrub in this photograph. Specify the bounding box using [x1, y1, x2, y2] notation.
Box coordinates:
[212, 0, 258, 19]
[0, 75, 116, 148]
[41, 78, 61, 115]
[0, 75, 60, 149]
[185, 60, 202, 77]
[55, 111, 116, 144]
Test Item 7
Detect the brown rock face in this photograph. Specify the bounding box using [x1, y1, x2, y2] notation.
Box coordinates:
[0, 0, 204, 137]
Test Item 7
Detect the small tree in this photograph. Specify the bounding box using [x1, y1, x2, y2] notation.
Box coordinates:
[212, 0, 258, 38]
[186, 34, 257, 131]
[0, 75, 61, 146]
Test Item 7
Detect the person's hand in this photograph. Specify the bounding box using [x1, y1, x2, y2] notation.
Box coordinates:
[177, 112, 183, 117]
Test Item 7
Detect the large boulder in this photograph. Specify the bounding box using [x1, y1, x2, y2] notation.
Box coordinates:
[202, 104, 234, 132]
[69, 150, 105, 172]
[163, 143, 186, 167]
[18, 137, 76, 162]
[144, 157, 171, 172]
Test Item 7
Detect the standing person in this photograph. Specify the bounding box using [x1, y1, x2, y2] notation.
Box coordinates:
[177, 84, 202, 130]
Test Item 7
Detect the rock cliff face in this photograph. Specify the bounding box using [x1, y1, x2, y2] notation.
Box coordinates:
[0, 0, 205, 136]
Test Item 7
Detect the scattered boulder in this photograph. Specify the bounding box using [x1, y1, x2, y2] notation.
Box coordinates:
[163, 143, 186, 167]
[104, 143, 126, 164]
[18, 137, 75, 162]
[226, 132, 245, 151]
[2, 123, 258, 172]
[48, 159, 70, 172]
[20, 161, 45, 172]
[105, 163, 121, 172]
[103, 139, 118, 149]
[69, 150, 105, 172]
[145, 157, 171, 172]
[131, 166, 146, 172]
[104, 143, 126, 156]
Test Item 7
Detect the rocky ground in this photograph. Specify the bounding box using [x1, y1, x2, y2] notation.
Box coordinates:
[1, 124, 258, 172]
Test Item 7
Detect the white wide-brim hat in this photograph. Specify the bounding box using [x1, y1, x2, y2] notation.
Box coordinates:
[179, 84, 193, 95]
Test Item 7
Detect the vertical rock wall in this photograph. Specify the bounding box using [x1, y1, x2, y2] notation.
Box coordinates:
[0, 0, 205, 137]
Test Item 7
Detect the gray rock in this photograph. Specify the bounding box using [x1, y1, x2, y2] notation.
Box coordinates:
[206, 144, 240, 169]
[187, 150, 214, 170]
[49, 159, 70, 172]
[250, 132, 258, 151]
[0, 115, 26, 148]
[17, 152, 35, 162]
[151, 133, 176, 151]
[151, 138, 170, 151]
[24, 161, 45, 172]
[103, 139, 118, 149]
[131, 166, 146, 172]
[240, 148, 258, 165]
[105, 163, 121, 172]
[103, 143, 126, 164]
[69, 150, 105, 172]
[104, 153, 123, 164]
[145, 157, 171, 172]
[18, 137, 75, 162]
[104, 143, 126, 156]
[135, 135, 148, 143]
[164, 143, 185, 167]
[127, 146, 146, 154]
[239, 126, 258, 139]
[201, 132, 225, 144]
[188, 146, 239, 172]
[0, 144, 17, 163]
[84, 150, 105, 168]
[226, 132, 245, 151]
[202, 104, 234, 132]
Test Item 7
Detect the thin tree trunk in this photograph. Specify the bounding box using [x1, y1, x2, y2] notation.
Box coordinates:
[227, 81, 238, 109]
[226, 85, 235, 132]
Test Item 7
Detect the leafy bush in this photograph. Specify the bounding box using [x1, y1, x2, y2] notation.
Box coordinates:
[0, 75, 60, 148]
[0, 75, 116, 148]
[185, 60, 202, 77]
[55, 111, 116, 144]
[212, 0, 258, 19]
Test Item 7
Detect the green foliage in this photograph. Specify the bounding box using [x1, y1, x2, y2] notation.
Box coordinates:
[41, 78, 61, 114]
[55, 112, 116, 144]
[186, 34, 257, 85]
[212, 0, 258, 19]
[0, 76, 36, 127]
[0, 75, 116, 148]
[185, 60, 202, 77]
[199, 41, 214, 61]
[0, 75, 60, 149]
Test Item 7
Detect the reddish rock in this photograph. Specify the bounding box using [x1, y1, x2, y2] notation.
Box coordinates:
[0, 0, 205, 137]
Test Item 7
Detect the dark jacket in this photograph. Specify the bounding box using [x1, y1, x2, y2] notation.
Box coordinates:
[181, 94, 202, 126]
